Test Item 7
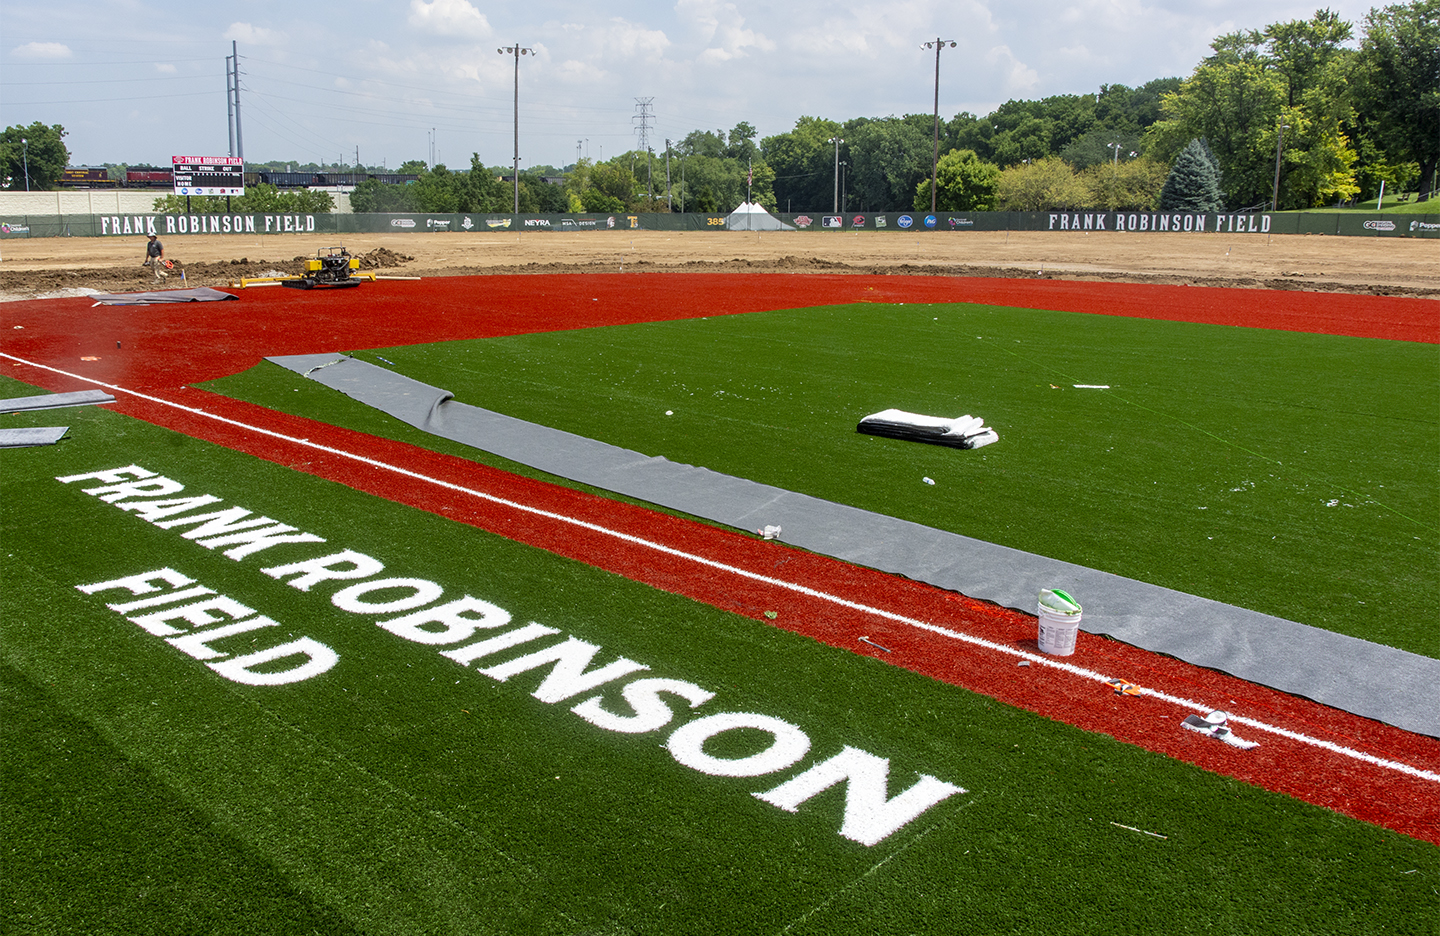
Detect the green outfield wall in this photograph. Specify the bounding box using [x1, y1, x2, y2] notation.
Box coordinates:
[3, 209, 1436, 239]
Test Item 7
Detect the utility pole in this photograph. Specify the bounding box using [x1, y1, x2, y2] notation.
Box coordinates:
[1271, 122, 1289, 212]
[230, 40, 244, 160]
[828, 137, 843, 213]
[497, 44, 533, 213]
[921, 38, 956, 214]
[226, 50, 236, 157]
[665, 139, 672, 210]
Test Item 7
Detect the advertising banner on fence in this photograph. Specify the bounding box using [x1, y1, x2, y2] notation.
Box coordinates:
[1, 210, 1436, 238]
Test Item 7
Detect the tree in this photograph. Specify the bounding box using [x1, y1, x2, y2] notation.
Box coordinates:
[1356, 0, 1440, 196]
[1144, 16, 1361, 209]
[349, 178, 418, 212]
[846, 117, 929, 210]
[761, 116, 843, 211]
[1159, 139, 1225, 210]
[995, 157, 1088, 209]
[0, 122, 69, 190]
[725, 121, 759, 162]
[151, 184, 335, 214]
[914, 149, 1001, 210]
[1082, 156, 1168, 210]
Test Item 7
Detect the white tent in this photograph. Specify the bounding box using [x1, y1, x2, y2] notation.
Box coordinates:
[725, 202, 795, 231]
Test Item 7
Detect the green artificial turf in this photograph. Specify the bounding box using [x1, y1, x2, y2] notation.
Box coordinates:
[202, 303, 1439, 659]
[3, 379, 1438, 935]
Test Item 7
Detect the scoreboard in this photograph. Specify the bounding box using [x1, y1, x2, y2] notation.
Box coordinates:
[172, 155, 245, 196]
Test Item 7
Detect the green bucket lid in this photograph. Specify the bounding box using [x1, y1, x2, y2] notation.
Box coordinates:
[1038, 588, 1081, 614]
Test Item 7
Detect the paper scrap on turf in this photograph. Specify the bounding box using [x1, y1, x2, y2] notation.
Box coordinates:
[1181, 711, 1259, 749]
[1105, 679, 1142, 696]
[856, 409, 998, 449]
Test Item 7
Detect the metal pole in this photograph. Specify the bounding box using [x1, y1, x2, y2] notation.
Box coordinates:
[829, 137, 842, 213]
[22, 138, 29, 192]
[233, 41, 244, 160]
[1271, 122, 1288, 212]
[226, 54, 235, 158]
[932, 39, 941, 214]
[513, 45, 520, 214]
[665, 139, 672, 210]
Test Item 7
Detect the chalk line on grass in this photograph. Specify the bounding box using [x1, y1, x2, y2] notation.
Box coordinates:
[4, 351, 1437, 788]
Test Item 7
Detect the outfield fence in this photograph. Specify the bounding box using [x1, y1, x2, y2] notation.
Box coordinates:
[2, 209, 1436, 239]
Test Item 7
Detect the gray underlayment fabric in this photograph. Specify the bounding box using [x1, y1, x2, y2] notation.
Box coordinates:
[0, 426, 68, 447]
[267, 352, 1440, 737]
[91, 286, 238, 305]
[1, 389, 115, 412]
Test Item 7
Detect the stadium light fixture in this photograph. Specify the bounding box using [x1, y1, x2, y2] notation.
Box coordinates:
[828, 137, 843, 213]
[921, 38, 957, 214]
[498, 44, 533, 214]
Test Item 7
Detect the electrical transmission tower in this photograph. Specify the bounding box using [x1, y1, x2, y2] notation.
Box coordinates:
[633, 98, 655, 198]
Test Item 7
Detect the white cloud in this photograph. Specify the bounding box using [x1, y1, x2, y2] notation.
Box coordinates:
[11, 41, 73, 59]
[677, 0, 775, 62]
[224, 22, 284, 45]
[407, 0, 492, 39]
[986, 44, 1040, 95]
[155, 63, 177, 73]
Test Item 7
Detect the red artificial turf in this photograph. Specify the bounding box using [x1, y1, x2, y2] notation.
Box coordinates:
[3, 272, 1437, 844]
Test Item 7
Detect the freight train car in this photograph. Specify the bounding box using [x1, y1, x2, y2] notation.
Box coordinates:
[125, 167, 174, 188]
[59, 166, 118, 188]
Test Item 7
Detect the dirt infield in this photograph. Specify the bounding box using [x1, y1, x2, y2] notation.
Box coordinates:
[1, 229, 1436, 300]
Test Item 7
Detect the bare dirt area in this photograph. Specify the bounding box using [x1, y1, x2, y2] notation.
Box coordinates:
[0, 229, 1435, 300]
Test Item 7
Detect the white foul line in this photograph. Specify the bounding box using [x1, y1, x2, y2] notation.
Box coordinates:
[5, 351, 1437, 785]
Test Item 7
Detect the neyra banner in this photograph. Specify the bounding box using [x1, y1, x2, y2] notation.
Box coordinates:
[172, 155, 245, 196]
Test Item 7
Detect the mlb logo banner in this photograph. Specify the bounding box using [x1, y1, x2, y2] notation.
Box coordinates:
[822, 216, 844, 228]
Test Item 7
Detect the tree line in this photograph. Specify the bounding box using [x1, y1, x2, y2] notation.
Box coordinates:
[5, 2, 1432, 214]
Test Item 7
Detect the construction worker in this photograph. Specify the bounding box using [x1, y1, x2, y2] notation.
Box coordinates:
[143, 234, 167, 283]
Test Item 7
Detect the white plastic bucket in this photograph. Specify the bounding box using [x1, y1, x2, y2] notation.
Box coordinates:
[1037, 589, 1082, 656]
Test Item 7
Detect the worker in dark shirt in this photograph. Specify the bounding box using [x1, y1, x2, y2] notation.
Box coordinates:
[143, 234, 167, 282]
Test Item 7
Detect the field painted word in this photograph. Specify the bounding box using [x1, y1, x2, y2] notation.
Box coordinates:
[76, 566, 339, 685]
[57, 464, 966, 845]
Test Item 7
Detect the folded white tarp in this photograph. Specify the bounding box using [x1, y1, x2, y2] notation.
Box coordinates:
[857, 409, 998, 449]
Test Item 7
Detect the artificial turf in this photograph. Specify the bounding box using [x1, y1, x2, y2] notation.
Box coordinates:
[201, 301, 1439, 659]
[3, 378, 1437, 935]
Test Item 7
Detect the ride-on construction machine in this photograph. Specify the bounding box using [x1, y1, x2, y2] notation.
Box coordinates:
[282, 246, 362, 289]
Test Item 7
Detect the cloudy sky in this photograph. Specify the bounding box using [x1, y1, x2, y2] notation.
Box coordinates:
[2, 0, 1379, 171]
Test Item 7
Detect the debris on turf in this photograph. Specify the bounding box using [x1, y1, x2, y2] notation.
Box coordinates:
[756, 524, 782, 540]
[764, 611, 778, 620]
[859, 636, 893, 653]
[1106, 679, 1143, 696]
[1109, 822, 1168, 839]
[1181, 710, 1259, 749]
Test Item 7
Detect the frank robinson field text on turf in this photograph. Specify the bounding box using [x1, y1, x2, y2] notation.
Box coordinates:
[58, 464, 965, 847]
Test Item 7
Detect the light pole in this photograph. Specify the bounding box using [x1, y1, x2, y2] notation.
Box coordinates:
[921, 38, 956, 214]
[21, 138, 29, 192]
[1271, 122, 1289, 212]
[497, 43, 533, 214]
[828, 136, 843, 213]
[840, 161, 848, 213]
